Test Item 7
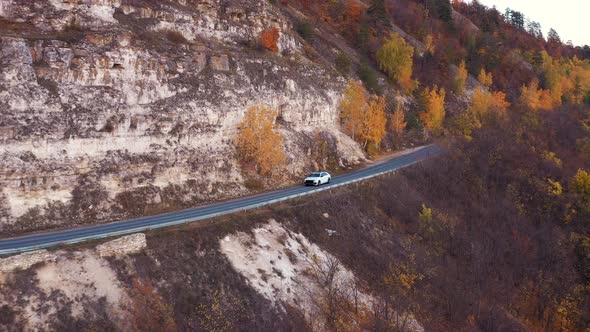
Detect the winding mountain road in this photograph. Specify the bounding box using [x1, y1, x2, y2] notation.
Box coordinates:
[0, 145, 442, 255]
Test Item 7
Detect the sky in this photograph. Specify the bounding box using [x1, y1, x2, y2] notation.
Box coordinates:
[472, 0, 590, 47]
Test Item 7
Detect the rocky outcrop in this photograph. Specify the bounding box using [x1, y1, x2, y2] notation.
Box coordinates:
[0, 0, 365, 233]
[95, 233, 147, 257]
[0, 250, 57, 272]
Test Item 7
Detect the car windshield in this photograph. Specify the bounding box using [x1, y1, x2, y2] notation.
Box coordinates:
[309, 173, 321, 177]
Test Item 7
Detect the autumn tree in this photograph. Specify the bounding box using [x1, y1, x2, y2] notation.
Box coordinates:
[454, 81, 510, 140]
[128, 279, 177, 332]
[535, 52, 590, 108]
[236, 105, 286, 175]
[423, 34, 435, 55]
[418, 203, 435, 239]
[540, 51, 563, 105]
[477, 68, 493, 88]
[340, 80, 367, 141]
[470, 88, 510, 120]
[519, 80, 543, 110]
[571, 169, 590, 201]
[470, 70, 507, 120]
[565, 57, 590, 105]
[362, 95, 387, 149]
[453, 60, 468, 95]
[260, 27, 280, 52]
[418, 85, 446, 134]
[340, 81, 387, 152]
[380, 254, 424, 330]
[389, 100, 407, 140]
[376, 33, 416, 92]
[344, 0, 364, 31]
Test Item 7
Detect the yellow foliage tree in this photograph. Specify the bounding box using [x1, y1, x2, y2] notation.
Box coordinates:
[453, 60, 468, 95]
[376, 33, 415, 92]
[340, 80, 367, 141]
[477, 68, 493, 88]
[456, 87, 509, 139]
[519, 80, 543, 110]
[389, 108, 407, 139]
[565, 57, 590, 105]
[539, 89, 555, 110]
[423, 34, 435, 54]
[362, 95, 387, 149]
[470, 88, 510, 120]
[571, 169, 590, 197]
[236, 105, 286, 175]
[540, 51, 564, 107]
[340, 81, 387, 152]
[419, 85, 446, 134]
[539, 52, 590, 108]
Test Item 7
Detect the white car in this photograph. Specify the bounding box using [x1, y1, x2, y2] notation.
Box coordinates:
[304, 171, 331, 186]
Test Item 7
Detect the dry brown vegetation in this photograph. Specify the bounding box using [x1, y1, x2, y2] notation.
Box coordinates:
[260, 27, 280, 52]
[272, 113, 588, 331]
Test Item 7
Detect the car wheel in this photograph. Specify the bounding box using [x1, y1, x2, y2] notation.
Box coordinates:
[327, 177, 331, 183]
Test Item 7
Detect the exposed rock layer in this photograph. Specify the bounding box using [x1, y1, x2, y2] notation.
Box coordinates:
[96, 233, 147, 257]
[0, 0, 365, 232]
[0, 250, 57, 272]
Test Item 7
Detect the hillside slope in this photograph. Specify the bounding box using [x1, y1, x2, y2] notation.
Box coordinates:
[0, 0, 367, 234]
[1, 0, 590, 331]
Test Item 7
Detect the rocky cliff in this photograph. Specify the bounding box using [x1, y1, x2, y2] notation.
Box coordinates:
[0, 0, 365, 233]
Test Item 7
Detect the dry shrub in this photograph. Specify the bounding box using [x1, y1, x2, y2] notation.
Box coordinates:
[164, 29, 189, 44]
[260, 27, 280, 52]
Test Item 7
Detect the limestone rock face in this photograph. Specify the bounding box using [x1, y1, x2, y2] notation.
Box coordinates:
[0, 0, 366, 233]
[95, 233, 147, 257]
[0, 250, 57, 272]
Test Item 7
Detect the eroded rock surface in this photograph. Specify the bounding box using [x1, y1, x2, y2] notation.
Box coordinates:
[0, 0, 365, 233]
[96, 233, 146, 257]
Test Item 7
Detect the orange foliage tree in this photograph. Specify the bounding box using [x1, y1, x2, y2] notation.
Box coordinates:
[362, 95, 387, 149]
[518, 79, 558, 111]
[260, 27, 280, 52]
[470, 88, 510, 120]
[127, 279, 177, 332]
[340, 80, 387, 152]
[236, 105, 286, 175]
[456, 85, 510, 139]
[340, 80, 367, 141]
[419, 85, 446, 134]
[344, 0, 363, 27]
[519, 80, 543, 110]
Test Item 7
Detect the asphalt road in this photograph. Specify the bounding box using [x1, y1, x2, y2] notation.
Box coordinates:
[0, 144, 442, 255]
